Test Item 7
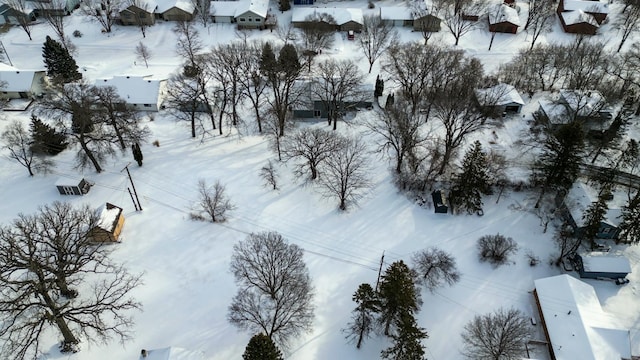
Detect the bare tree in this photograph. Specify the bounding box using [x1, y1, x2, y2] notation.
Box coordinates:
[281, 127, 343, 180]
[366, 97, 428, 174]
[238, 41, 268, 133]
[498, 44, 566, 92]
[4, 0, 35, 40]
[128, 0, 153, 38]
[1, 121, 54, 176]
[412, 248, 461, 292]
[477, 234, 519, 266]
[37, 0, 68, 43]
[358, 14, 397, 73]
[209, 43, 245, 132]
[275, 23, 297, 44]
[260, 160, 279, 190]
[83, 0, 123, 33]
[135, 41, 152, 68]
[615, 4, 640, 52]
[313, 58, 366, 130]
[164, 69, 209, 138]
[228, 232, 314, 347]
[318, 136, 370, 211]
[174, 21, 203, 68]
[298, 13, 336, 71]
[553, 223, 581, 265]
[442, 1, 481, 46]
[0, 202, 142, 359]
[196, 179, 235, 222]
[411, 0, 445, 45]
[192, 0, 210, 26]
[460, 307, 532, 360]
[524, 0, 554, 50]
[92, 85, 147, 150]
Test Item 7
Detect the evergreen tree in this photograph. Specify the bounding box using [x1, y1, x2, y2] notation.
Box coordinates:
[278, 43, 301, 77]
[374, 75, 384, 97]
[581, 188, 610, 248]
[345, 283, 380, 349]
[533, 121, 584, 208]
[29, 115, 68, 155]
[242, 333, 283, 360]
[451, 140, 491, 214]
[42, 35, 82, 84]
[385, 93, 395, 108]
[380, 313, 428, 360]
[260, 42, 277, 76]
[278, 0, 291, 11]
[378, 260, 421, 336]
[617, 191, 640, 244]
[132, 143, 143, 166]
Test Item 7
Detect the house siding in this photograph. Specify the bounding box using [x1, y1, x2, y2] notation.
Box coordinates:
[413, 15, 440, 32]
[236, 10, 264, 28]
[489, 22, 518, 34]
[162, 7, 194, 21]
[120, 6, 156, 26]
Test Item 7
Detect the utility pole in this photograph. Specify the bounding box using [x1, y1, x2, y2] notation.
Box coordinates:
[127, 187, 139, 211]
[375, 251, 385, 292]
[122, 163, 142, 211]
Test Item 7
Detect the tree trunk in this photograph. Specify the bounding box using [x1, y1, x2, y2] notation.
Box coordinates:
[111, 119, 126, 149]
[79, 137, 103, 173]
[356, 311, 365, 349]
[40, 286, 79, 349]
[190, 113, 196, 138]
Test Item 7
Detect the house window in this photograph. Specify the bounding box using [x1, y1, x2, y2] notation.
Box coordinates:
[144, 104, 151, 107]
[314, 109, 321, 117]
[62, 186, 75, 195]
[239, 18, 245, 22]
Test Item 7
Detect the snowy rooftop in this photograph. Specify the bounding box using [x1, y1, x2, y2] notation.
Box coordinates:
[120, 0, 158, 12]
[237, 0, 269, 18]
[139, 347, 204, 360]
[209, 1, 240, 16]
[94, 75, 166, 106]
[559, 89, 608, 115]
[155, 0, 196, 14]
[96, 203, 122, 233]
[565, 181, 624, 227]
[561, 9, 599, 26]
[379, 6, 413, 21]
[475, 83, 524, 106]
[580, 252, 632, 274]
[292, 7, 364, 25]
[563, 0, 609, 14]
[535, 275, 631, 360]
[0, 63, 44, 92]
[488, 4, 520, 26]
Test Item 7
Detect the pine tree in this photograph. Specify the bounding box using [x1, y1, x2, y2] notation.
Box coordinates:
[42, 35, 82, 84]
[378, 260, 421, 336]
[617, 191, 640, 244]
[374, 75, 384, 97]
[260, 42, 277, 75]
[132, 143, 143, 166]
[242, 333, 283, 360]
[278, 0, 291, 11]
[345, 283, 380, 349]
[278, 43, 301, 76]
[380, 313, 428, 360]
[451, 140, 491, 214]
[385, 93, 395, 108]
[581, 188, 610, 248]
[29, 115, 68, 155]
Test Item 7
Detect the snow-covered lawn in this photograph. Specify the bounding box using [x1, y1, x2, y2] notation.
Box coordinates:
[0, 2, 639, 359]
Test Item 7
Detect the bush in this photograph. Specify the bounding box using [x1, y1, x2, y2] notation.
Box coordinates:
[152, 140, 160, 147]
[73, 30, 82, 38]
[477, 234, 518, 266]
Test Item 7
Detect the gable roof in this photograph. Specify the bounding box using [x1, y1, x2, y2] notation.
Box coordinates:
[565, 181, 623, 227]
[535, 275, 631, 360]
[563, 0, 609, 14]
[561, 9, 599, 26]
[96, 203, 123, 233]
[120, 0, 158, 12]
[488, 4, 520, 26]
[94, 75, 166, 106]
[292, 7, 364, 25]
[156, 0, 195, 14]
[559, 89, 608, 115]
[0, 63, 44, 92]
[209, 1, 240, 16]
[475, 83, 524, 106]
[235, 0, 269, 18]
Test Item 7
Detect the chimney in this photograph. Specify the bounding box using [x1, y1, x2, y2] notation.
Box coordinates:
[141, 349, 147, 358]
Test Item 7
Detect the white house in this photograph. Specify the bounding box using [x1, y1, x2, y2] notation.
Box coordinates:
[0, 63, 46, 99]
[94, 75, 167, 111]
[534, 275, 632, 360]
[475, 83, 525, 114]
[208, 0, 269, 27]
[209, 1, 240, 23]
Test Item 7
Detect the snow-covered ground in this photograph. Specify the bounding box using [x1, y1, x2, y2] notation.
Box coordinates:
[1, 1, 640, 359]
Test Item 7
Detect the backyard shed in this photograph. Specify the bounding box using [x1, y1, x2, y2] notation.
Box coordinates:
[475, 83, 525, 115]
[89, 203, 125, 242]
[55, 177, 92, 195]
[570, 252, 632, 280]
[488, 4, 519, 34]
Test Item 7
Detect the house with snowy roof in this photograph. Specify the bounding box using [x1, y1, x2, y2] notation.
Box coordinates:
[0, 63, 46, 99]
[119, 0, 158, 26]
[292, 7, 364, 32]
[488, 4, 520, 34]
[208, 0, 270, 28]
[537, 90, 613, 130]
[475, 83, 525, 116]
[0, 3, 36, 25]
[89, 203, 125, 242]
[560, 181, 624, 240]
[557, 0, 608, 35]
[94, 75, 167, 111]
[569, 252, 631, 280]
[155, 0, 196, 21]
[379, 2, 441, 31]
[534, 275, 633, 360]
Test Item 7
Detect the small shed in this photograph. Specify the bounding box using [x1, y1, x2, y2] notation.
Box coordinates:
[558, 10, 599, 35]
[475, 83, 525, 115]
[431, 190, 448, 214]
[570, 252, 631, 280]
[488, 4, 519, 34]
[56, 177, 92, 195]
[89, 203, 125, 242]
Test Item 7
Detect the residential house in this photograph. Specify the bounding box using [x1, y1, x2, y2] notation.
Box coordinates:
[29, 0, 81, 16]
[156, 0, 196, 21]
[537, 90, 613, 130]
[292, 7, 364, 32]
[379, 2, 441, 31]
[88, 203, 125, 242]
[55, 177, 92, 195]
[380, 7, 413, 27]
[568, 252, 631, 280]
[94, 75, 167, 111]
[234, 0, 269, 29]
[119, 0, 157, 26]
[475, 83, 525, 116]
[413, 9, 441, 32]
[209, 1, 239, 23]
[488, 4, 519, 34]
[293, 0, 313, 5]
[292, 80, 372, 120]
[0, 3, 36, 25]
[560, 181, 623, 240]
[0, 63, 47, 99]
[557, 0, 608, 35]
[534, 275, 632, 360]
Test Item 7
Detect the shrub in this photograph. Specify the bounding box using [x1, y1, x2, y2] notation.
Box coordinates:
[152, 140, 160, 147]
[477, 234, 518, 266]
[73, 30, 82, 38]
